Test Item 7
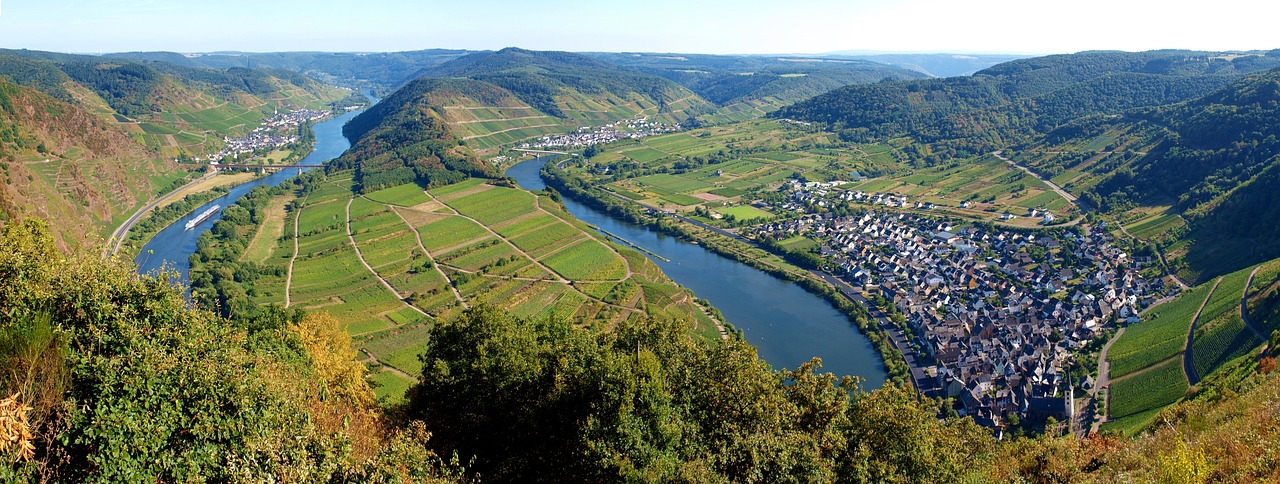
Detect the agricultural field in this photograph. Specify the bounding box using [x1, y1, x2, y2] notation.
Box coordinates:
[1104, 358, 1189, 434]
[364, 182, 431, 207]
[564, 119, 1077, 230]
[237, 175, 719, 402]
[1107, 283, 1213, 378]
[1189, 265, 1264, 379]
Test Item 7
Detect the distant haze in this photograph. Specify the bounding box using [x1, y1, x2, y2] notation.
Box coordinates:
[0, 0, 1276, 55]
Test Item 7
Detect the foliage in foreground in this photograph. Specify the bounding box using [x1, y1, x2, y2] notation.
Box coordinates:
[407, 304, 995, 482]
[5, 218, 1280, 482]
[0, 220, 460, 482]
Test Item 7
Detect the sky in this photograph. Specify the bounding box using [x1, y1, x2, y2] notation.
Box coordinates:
[0, 0, 1277, 55]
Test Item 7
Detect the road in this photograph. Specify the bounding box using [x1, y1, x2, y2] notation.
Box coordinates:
[104, 168, 218, 257]
[991, 151, 1085, 210]
[1239, 266, 1270, 341]
[1184, 277, 1222, 386]
[1089, 326, 1125, 435]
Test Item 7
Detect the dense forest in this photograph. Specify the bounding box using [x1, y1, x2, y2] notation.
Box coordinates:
[775, 50, 1280, 158]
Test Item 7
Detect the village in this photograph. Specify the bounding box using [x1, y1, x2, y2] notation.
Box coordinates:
[750, 184, 1166, 433]
[205, 108, 329, 162]
[520, 116, 681, 150]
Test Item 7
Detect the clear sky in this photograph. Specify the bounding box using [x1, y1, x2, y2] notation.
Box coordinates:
[0, 0, 1276, 55]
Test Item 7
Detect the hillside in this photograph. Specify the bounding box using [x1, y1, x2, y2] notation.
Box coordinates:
[0, 76, 176, 249]
[775, 50, 1280, 156]
[0, 51, 352, 247]
[1007, 68, 1280, 281]
[107, 49, 470, 91]
[586, 52, 926, 117]
[0, 51, 349, 158]
[332, 48, 718, 156]
[331, 78, 497, 193]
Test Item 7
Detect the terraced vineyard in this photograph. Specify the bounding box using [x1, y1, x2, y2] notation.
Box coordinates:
[240, 175, 715, 402]
[1190, 266, 1264, 379]
[1107, 283, 1213, 378]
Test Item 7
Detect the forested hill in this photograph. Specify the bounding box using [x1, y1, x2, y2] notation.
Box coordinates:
[331, 78, 497, 193]
[774, 50, 1280, 156]
[0, 50, 348, 155]
[106, 49, 470, 90]
[0, 76, 157, 248]
[585, 52, 927, 106]
[411, 47, 714, 122]
[1014, 68, 1280, 280]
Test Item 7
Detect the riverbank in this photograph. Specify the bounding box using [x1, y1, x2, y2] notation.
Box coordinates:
[536, 161, 900, 386]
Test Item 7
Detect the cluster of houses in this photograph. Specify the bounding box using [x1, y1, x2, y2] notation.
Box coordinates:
[520, 117, 681, 150]
[753, 210, 1162, 430]
[204, 108, 329, 162]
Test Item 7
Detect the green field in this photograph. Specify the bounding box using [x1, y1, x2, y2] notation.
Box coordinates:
[218, 176, 720, 407]
[1108, 283, 1213, 378]
[1107, 358, 1188, 421]
[365, 182, 431, 206]
[716, 205, 774, 221]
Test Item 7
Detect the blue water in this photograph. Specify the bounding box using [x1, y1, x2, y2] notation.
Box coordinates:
[507, 159, 886, 386]
[135, 101, 372, 285]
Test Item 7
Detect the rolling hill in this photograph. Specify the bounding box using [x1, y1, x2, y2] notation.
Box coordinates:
[775, 50, 1280, 157]
[0, 50, 350, 247]
[585, 52, 927, 116]
[343, 48, 718, 155]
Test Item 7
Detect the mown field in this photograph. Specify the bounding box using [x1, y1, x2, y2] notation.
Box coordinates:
[232, 175, 718, 403]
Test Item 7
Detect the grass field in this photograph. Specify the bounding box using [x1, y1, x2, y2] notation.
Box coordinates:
[716, 205, 774, 221]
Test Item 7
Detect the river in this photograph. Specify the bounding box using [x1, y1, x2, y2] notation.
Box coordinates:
[507, 159, 886, 387]
[135, 103, 371, 285]
[133, 97, 886, 386]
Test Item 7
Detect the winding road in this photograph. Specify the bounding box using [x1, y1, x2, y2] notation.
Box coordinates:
[104, 169, 218, 257]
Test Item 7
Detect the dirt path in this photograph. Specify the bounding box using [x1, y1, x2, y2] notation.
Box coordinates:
[360, 349, 414, 380]
[992, 150, 1084, 209]
[455, 115, 554, 124]
[1184, 277, 1223, 386]
[1240, 266, 1269, 341]
[284, 192, 312, 308]
[462, 123, 562, 140]
[427, 191, 570, 283]
[346, 198, 430, 317]
[389, 205, 469, 309]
